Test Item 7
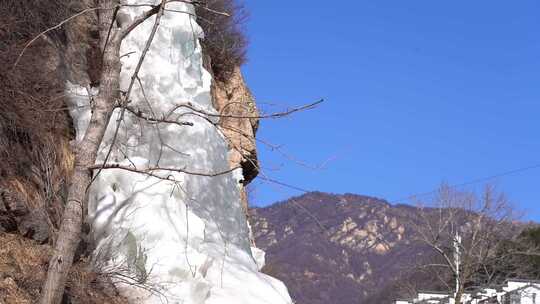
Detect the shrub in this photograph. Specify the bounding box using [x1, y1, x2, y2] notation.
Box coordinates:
[196, 0, 249, 81]
[0, 0, 74, 45]
[0, 0, 76, 231]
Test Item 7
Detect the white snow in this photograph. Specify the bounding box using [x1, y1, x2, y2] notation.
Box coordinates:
[65, 1, 292, 303]
[65, 82, 93, 141]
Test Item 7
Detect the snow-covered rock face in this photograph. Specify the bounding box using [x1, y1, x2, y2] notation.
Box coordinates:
[66, 1, 292, 303]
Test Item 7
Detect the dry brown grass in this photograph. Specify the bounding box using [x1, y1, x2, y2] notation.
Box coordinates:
[0, 233, 49, 303]
[0, 232, 128, 304]
[196, 0, 249, 81]
[0, 0, 76, 235]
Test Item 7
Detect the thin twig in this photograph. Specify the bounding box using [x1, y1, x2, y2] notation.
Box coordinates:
[89, 163, 241, 178]
[92, 0, 167, 185]
[13, 7, 104, 68]
[170, 99, 324, 120]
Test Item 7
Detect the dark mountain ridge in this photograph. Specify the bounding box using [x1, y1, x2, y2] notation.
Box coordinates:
[250, 191, 539, 304]
[250, 191, 427, 304]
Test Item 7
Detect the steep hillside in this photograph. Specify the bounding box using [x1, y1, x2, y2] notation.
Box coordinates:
[250, 192, 438, 304]
[1, 1, 291, 303]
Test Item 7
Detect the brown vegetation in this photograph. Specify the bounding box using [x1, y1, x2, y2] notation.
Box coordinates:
[1, 1, 256, 302]
[196, 0, 249, 81]
[0, 0, 76, 240]
[0, 232, 127, 304]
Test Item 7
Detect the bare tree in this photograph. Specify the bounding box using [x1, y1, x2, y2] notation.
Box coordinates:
[20, 2, 321, 303]
[484, 225, 540, 284]
[410, 184, 518, 304]
[39, 1, 126, 302]
[36, 1, 182, 302]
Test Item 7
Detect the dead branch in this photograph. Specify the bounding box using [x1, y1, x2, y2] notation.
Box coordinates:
[170, 99, 324, 120]
[120, 4, 161, 39]
[124, 106, 194, 127]
[89, 163, 240, 178]
[91, 0, 167, 188]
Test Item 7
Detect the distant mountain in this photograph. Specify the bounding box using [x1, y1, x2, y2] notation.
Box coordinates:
[249, 192, 439, 304]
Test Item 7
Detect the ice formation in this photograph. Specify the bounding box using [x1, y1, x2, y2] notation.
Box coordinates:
[66, 1, 292, 303]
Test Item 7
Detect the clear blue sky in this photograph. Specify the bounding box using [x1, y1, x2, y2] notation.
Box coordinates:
[241, 1, 540, 220]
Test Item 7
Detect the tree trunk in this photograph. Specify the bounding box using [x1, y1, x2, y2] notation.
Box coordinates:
[39, 2, 120, 303]
[454, 287, 463, 304]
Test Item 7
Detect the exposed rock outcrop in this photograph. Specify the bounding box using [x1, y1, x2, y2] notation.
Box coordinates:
[250, 192, 430, 304]
[211, 66, 259, 182]
[210, 66, 260, 215]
